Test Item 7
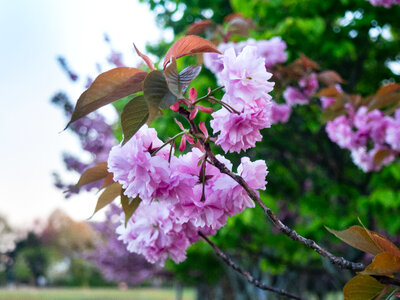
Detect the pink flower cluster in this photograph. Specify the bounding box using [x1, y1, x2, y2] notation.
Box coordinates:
[203, 37, 288, 74]
[210, 46, 274, 153]
[367, 0, 400, 7]
[326, 105, 400, 172]
[109, 125, 268, 266]
[283, 73, 319, 106]
[204, 37, 292, 127]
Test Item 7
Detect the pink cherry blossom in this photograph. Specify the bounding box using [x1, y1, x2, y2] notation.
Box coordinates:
[269, 102, 292, 124]
[283, 87, 309, 106]
[386, 119, 400, 151]
[116, 201, 192, 267]
[256, 37, 288, 68]
[220, 46, 274, 102]
[108, 125, 173, 203]
[326, 116, 354, 149]
[210, 98, 271, 153]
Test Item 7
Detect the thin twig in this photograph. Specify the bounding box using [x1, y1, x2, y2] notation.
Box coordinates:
[199, 232, 304, 300]
[193, 86, 224, 104]
[373, 275, 400, 288]
[178, 107, 365, 272]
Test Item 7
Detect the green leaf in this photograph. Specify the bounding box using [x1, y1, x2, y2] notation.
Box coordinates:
[121, 191, 141, 226]
[66, 68, 147, 127]
[93, 182, 121, 215]
[164, 57, 201, 98]
[121, 95, 149, 145]
[143, 70, 177, 109]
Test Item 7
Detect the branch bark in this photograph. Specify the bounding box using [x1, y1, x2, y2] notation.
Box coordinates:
[373, 275, 400, 288]
[199, 232, 304, 300]
[179, 107, 365, 272]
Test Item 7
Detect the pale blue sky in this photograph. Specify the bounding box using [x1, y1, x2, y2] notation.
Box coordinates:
[0, 0, 168, 227]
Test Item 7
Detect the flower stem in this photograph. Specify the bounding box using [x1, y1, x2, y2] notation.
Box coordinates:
[152, 130, 188, 156]
[193, 86, 224, 104]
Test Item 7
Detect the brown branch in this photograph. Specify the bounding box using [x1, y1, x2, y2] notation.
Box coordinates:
[179, 107, 365, 272]
[199, 232, 304, 300]
[373, 275, 400, 288]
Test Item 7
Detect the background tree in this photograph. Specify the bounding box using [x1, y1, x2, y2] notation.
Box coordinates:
[52, 0, 400, 298]
[133, 1, 400, 299]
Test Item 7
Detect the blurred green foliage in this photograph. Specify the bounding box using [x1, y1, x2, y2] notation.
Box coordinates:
[138, 0, 400, 297]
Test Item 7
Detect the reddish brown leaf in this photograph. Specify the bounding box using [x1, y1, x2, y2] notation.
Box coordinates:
[121, 191, 141, 226]
[100, 172, 115, 190]
[226, 15, 255, 37]
[317, 71, 344, 86]
[376, 83, 400, 96]
[316, 87, 341, 98]
[67, 68, 147, 127]
[164, 57, 202, 97]
[93, 182, 122, 215]
[224, 13, 245, 23]
[186, 20, 215, 35]
[133, 43, 155, 71]
[75, 162, 108, 188]
[326, 226, 383, 255]
[163, 35, 221, 69]
[361, 252, 400, 275]
[298, 54, 320, 70]
[373, 149, 393, 165]
[343, 275, 385, 300]
[367, 231, 400, 258]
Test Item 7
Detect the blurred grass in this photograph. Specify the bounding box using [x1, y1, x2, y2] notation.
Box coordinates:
[0, 287, 195, 300]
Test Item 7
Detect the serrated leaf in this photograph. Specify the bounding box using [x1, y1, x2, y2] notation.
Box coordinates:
[133, 43, 155, 71]
[317, 71, 344, 86]
[186, 20, 215, 35]
[326, 225, 383, 255]
[377, 83, 400, 96]
[75, 162, 108, 188]
[357, 218, 400, 257]
[226, 15, 255, 36]
[361, 252, 400, 275]
[343, 275, 385, 300]
[367, 231, 400, 258]
[316, 87, 341, 98]
[163, 58, 180, 96]
[297, 54, 320, 71]
[93, 182, 121, 215]
[121, 95, 149, 145]
[121, 191, 141, 226]
[164, 57, 202, 97]
[163, 35, 220, 69]
[143, 71, 177, 109]
[147, 103, 163, 125]
[100, 172, 115, 190]
[67, 68, 147, 127]
[374, 149, 393, 165]
[179, 65, 202, 92]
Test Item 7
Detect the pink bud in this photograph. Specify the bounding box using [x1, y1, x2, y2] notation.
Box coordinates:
[186, 135, 195, 144]
[179, 135, 187, 152]
[189, 88, 197, 103]
[170, 101, 180, 112]
[189, 107, 199, 120]
[199, 122, 208, 138]
[174, 118, 185, 131]
[197, 105, 214, 114]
